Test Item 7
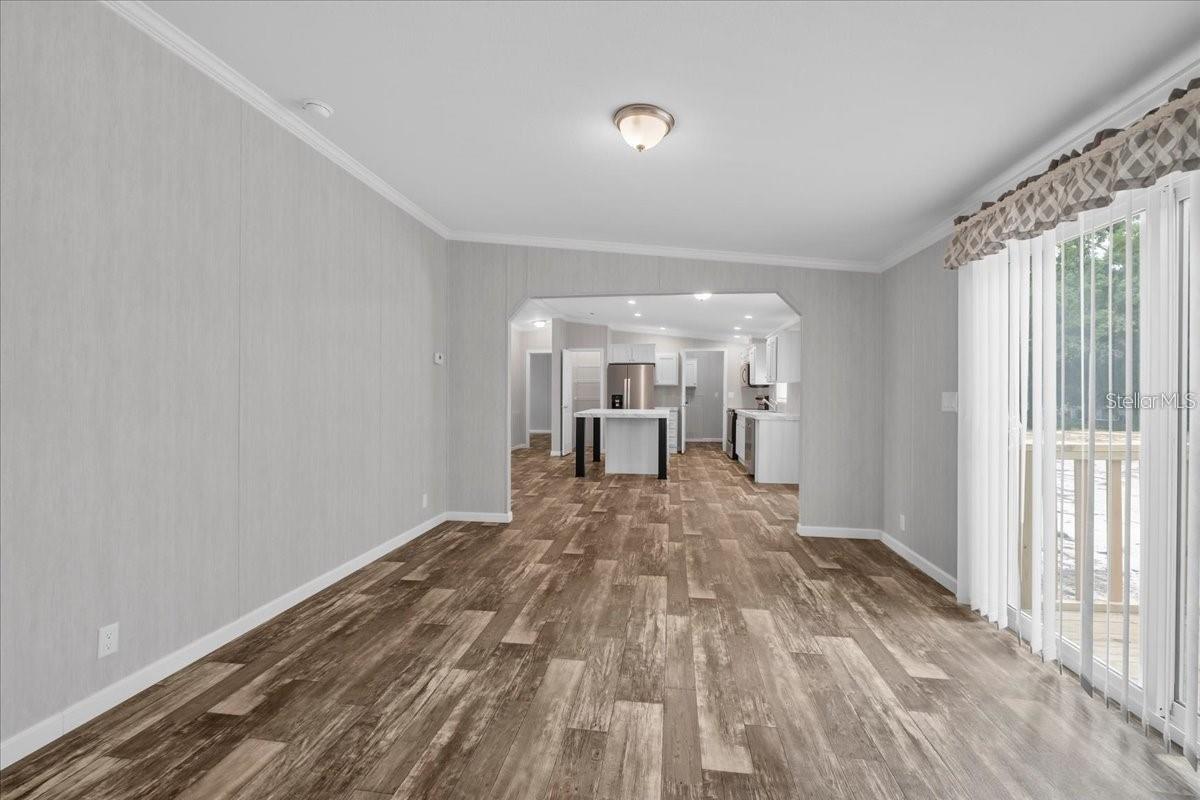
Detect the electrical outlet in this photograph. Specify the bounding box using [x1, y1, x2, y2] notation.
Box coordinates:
[899, 514, 906, 533]
[941, 391, 958, 412]
[98, 622, 119, 659]
[422, 492, 429, 509]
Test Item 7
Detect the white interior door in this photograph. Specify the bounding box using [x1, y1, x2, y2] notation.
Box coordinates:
[562, 351, 574, 453]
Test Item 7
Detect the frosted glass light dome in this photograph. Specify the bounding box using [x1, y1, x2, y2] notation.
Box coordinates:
[613, 104, 674, 152]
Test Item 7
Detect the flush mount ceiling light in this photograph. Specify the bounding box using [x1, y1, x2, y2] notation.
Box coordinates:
[734, 326, 742, 331]
[301, 99, 334, 119]
[532, 319, 547, 328]
[613, 104, 674, 152]
[659, 326, 666, 330]
[626, 299, 637, 305]
[744, 315, 753, 319]
[693, 292, 712, 301]
[634, 312, 642, 317]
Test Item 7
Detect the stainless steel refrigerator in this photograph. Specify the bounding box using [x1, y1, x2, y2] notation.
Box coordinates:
[607, 362, 654, 409]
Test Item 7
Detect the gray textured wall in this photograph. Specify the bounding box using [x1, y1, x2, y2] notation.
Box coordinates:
[528, 352, 552, 432]
[881, 239, 958, 576]
[447, 241, 884, 529]
[0, 1, 447, 740]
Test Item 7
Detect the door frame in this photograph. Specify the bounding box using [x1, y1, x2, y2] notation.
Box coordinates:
[524, 349, 551, 449]
[560, 347, 605, 455]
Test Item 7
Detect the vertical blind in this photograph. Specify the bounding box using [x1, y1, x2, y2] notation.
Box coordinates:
[958, 171, 1200, 764]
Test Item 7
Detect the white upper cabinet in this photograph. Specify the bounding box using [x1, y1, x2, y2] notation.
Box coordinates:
[655, 352, 679, 385]
[774, 329, 802, 383]
[684, 358, 698, 387]
[749, 341, 770, 385]
[764, 336, 778, 383]
[610, 343, 655, 363]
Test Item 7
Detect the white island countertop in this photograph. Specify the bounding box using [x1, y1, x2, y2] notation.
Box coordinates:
[735, 409, 800, 422]
[574, 408, 670, 419]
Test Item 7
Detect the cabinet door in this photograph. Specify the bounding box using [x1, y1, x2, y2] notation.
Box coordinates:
[655, 353, 678, 385]
[609, 344, 632, 363]
[765, 336, 778, 383]
[684, 359, 698, 387]
[775, 330, 802, 383]
[632, 343, 656, 363]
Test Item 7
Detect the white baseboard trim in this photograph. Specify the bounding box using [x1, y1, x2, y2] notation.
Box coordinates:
[446, 511, 513, 524]
[794, 524, 958, 594]
[880, 532, 958, 594]
[796, 524, 884, 540]
[550, 449, 564, 457]
[528, 429, 550, 434]
[511, 443, 527, 451]
[685, 437, 724, 443]
[0, 508, 504, 769]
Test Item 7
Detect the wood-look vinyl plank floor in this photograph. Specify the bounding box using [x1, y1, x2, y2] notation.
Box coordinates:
[2, 435, 1196, 799]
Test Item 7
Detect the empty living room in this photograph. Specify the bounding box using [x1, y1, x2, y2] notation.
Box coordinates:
[2, 1, 1200, 798]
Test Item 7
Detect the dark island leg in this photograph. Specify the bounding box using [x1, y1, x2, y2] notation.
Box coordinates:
[658, 417, 667, 479]
[593, 417, 601, 462]
[575, 416, 586, 477]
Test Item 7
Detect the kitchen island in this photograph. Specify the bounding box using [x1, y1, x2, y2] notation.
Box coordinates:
[574, 408, 669, 479]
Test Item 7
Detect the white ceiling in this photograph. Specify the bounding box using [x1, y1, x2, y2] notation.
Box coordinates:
[512, 292, 798, 343]
[146, 1, 1200, 269]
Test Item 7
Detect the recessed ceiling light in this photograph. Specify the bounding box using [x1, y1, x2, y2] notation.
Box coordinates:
[734, 326, 742, 331]
[627, 299, 637, 305]
[634, 312, 642, 317]
[694, 292, 712, 301]
[532, 320, 547, 328]
[613, 104, 674, 152]
[744, 315, 753, 319]
[659, 326, 666, 330]
[301, 99, 334, 119]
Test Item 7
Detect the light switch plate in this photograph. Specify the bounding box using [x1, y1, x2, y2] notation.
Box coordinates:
[941, 391, 958, 412]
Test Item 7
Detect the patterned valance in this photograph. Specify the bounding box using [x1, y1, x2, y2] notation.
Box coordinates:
[946, 78, 1200, 269]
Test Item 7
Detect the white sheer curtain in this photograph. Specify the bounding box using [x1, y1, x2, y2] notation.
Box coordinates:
[957, 172, 1199, 760]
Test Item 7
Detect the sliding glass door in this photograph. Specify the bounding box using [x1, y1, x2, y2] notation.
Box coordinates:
[1052, 198, 1144, 692]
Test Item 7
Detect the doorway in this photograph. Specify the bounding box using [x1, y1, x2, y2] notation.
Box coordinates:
[525, 350, 551, 448]
[681, 348, 727, 445]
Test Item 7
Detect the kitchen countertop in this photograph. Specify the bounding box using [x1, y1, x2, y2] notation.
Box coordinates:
[735, 409, 801, 422]
[574, 408, 670, 419]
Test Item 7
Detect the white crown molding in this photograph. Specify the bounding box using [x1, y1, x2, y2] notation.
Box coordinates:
[881, 45, 1200, 272]
[450, 231, 881, 273]
[100, 0, 453, 238]
[101, 1, 883, 276]
[102, 1, 1199, 277]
